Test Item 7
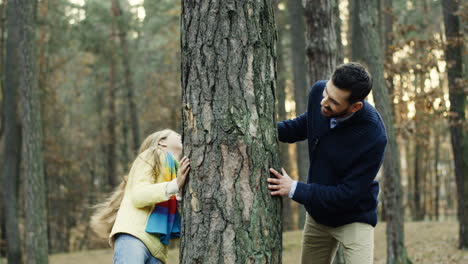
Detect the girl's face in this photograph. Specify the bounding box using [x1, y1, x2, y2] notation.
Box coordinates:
[159, 132, 182, 158]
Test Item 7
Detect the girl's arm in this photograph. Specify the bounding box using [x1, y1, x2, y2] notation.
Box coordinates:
[128, 151, 171, 208]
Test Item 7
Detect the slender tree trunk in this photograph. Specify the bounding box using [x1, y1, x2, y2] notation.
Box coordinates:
[17, 0, 50, 262]
[287, 0, 309, 229]
[275, 0, 295, 231]
[0, 0, 5, 138]
[180, 1, 282, 263]
[383, 0, 395, 115]
[334, 0, 343, 65]
[110, 0, 140, 153]
[2, 1, 23, 262]
[351, 0, 411, 263]
[107, 24, 118, 187]
[442, 0, 468, 249]
[413, 124, 423, 220]
[434, 125, 440, 221]
[380, 0, 395, 222]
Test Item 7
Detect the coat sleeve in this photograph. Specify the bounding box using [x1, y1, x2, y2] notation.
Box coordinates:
[277, 111, 308, 143]
[128, 150, 170, 208]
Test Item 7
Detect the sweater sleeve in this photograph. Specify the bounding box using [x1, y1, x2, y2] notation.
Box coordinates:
[292, 137, 387, 213]
[129, 150, 170, 208]
[277, 111, 308, 143]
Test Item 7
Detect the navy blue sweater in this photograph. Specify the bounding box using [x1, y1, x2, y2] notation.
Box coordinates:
[277, 80, 387, 227]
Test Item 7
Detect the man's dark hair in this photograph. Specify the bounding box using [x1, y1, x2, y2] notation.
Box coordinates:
[331, 62, 373, 104]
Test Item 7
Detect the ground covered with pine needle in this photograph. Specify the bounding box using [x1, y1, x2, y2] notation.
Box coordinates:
[3, 221, 466, 264]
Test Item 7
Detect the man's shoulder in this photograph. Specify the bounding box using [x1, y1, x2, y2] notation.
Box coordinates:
[308, 80, 327, 99]
[358, 101, 388, 141]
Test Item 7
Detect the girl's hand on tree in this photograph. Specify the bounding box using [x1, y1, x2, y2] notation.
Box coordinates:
[177, 156, 191, 188]
[267, 168, 292, 197]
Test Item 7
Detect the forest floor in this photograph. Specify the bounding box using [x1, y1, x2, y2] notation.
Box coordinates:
[2, 221, 467, 264]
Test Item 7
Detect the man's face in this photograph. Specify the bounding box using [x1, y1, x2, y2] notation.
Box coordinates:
[320, 80, 354, 118]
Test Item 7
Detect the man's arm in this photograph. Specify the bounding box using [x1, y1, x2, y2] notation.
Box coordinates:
[291, 137, 387, 213]
[277, 111, 308, 143]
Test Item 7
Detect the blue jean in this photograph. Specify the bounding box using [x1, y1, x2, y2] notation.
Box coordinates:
[114, 233, 163, 264]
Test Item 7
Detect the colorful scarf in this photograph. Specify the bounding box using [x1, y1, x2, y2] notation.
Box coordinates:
[145, 152, 181, 245]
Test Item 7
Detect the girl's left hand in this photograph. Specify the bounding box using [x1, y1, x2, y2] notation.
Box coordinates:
[177, 156, 191, 188]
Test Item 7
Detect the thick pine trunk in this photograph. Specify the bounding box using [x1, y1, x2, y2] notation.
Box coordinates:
[286, 0, 309, 229]
[17, 0, 50, 262]
[441, 0, 468, 249]
[180, 1, 282, 263]
[351, 0, 410, 263]
[2, 1, 23, 262]
[275, 0, 295, 231]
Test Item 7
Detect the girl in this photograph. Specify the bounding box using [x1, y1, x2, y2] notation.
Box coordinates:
[91, 129, 190, 264]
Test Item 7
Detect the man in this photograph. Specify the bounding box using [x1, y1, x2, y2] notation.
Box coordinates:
[268, 62, 387, 264]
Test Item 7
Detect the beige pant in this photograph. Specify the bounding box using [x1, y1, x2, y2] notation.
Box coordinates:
[301, 214, 374, 264]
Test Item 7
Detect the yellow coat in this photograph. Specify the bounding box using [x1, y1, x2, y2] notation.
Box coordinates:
[109, 148, 176, 263]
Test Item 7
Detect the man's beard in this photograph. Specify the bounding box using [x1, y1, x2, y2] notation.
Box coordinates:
[321, 106, 352, 118]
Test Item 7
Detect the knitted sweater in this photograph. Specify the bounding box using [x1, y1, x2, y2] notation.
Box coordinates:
[278, 80, 388, 227]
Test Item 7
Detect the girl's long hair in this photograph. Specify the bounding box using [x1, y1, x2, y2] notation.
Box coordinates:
[90, 129, 176, 240]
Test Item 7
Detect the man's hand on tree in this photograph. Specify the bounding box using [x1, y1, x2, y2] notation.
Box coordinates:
[267, 168, 292, 197]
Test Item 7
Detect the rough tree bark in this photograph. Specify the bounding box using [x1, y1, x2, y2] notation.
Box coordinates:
[351, 0, 411, 263]
[180, 1, 282, 263]
[17, 0, 50, 262]
[2, 0, 23, 262]
[441, 0, 468, 249]
[286, 0, 309, 229]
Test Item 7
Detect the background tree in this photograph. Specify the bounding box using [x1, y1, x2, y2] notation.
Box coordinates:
[350, 0, 411, 263]
[286, 0, 309, 228]
[441, 0, 467, 249]
[274, 0, 295, 231]
[17, 0, 49, 262]
[180, 1, 282, 263]
[2, 0, 22, 262]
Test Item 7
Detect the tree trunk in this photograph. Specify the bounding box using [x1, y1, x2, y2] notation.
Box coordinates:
[434, 125, 440, 221]
[275, 0, 295, 231]
[304, 0, 337, 81]
[351, 0, 411, 263]
[180, 1, 282, 263]
[441, 0, 468, 249]
[2, 1, 23, 262]
[383, 0, 395, 116]
[110, 0, 141, 154]
[107, 23, 118, 187]
[334, 0, 343, 65]
[17, 0, 50, 262]
[0, 0, 5, 137]
[287, 0, 309, 229]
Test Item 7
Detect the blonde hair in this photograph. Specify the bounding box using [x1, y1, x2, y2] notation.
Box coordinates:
[90, 129, 178, 240]
[138, 129, 175, 180]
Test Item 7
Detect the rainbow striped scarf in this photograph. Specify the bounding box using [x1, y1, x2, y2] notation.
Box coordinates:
[145, 152, 181, 245]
